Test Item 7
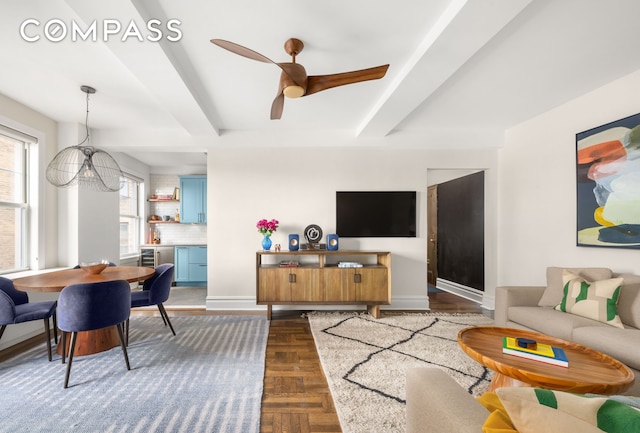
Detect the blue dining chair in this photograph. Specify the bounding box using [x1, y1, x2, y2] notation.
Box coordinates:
[0, 276, 57, 361]
[126, 263, 175, 344]
[58, 279, 131, 388]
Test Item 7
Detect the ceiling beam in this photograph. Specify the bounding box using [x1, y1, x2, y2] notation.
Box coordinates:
[356, 0, 533, 138]
[64, 0, 220, 136]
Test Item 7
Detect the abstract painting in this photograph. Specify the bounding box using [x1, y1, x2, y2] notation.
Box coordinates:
[576, 112, 640, 248]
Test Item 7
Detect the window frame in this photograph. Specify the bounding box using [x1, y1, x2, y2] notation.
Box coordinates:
[119, 172, 143, 260]
[0, 130, 30, 274]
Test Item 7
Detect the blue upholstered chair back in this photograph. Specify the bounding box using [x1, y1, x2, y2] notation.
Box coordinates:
[58, 280, 131, 333]
[0, 290, 16, 325]
[0, 276, 28, 325]
[142, 264, 174, 305]
[0, 276, 28, 305]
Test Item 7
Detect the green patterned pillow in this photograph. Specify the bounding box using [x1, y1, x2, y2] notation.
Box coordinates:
[554, 270, 624, 328]
[496, 387, 640, 433]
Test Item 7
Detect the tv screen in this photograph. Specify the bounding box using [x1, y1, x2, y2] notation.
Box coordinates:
[336, 191, 417, 237]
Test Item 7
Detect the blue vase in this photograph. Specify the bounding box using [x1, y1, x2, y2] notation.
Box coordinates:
[262, 234, 272, 251]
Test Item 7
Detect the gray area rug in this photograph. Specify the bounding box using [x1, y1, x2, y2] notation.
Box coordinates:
[0, 315, 269, 433]
[307, 312, 494, 433]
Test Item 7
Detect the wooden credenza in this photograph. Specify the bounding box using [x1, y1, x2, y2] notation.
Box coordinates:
[256, 250, 391, 319]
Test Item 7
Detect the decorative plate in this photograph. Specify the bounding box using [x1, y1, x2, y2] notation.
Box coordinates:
[304, 224, 323, 243]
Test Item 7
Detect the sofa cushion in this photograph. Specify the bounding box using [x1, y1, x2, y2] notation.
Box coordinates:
[477, 392, 518, 433]
[496, 387, 640, 433]
[507, 306, 606, 341]
[617, 274, 640, 329]
[554, 270, 624, 328]
[539, 267, 613, 307]
[572, 326, 640, 370]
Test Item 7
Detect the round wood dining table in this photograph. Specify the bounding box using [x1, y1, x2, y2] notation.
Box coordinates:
[13, 266, 155, 357]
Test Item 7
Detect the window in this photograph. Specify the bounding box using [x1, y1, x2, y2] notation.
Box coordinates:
[0, 133, 28, 273]
[119, 174, 142, 258]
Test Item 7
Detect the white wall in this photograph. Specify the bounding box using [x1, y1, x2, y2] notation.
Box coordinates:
[56, 123, 122, 266]
[499, 69, 640, 286]
[206, 147, 499, 312]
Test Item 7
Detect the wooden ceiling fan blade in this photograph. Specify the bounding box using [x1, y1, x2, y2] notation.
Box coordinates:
[277, 63, 307, 88]
[271, 93, 285, 120]
[305, 64, 389, 96]
[210, 39, 276, 64]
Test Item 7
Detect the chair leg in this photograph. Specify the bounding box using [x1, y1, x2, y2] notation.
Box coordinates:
[158, 307, 168, 326]
[158, 303, 176, 336]
[53, 312, 58, 344]
[0, 325, 6, 341]
[117, 322, 131, 370]
[43, 317, 52, 362]
[64, 332, 77, 388]
[125, 319, 129, 346]
[61, 331, 66, 364]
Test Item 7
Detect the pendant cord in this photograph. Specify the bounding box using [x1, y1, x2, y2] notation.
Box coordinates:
[79, 90, 91, 146]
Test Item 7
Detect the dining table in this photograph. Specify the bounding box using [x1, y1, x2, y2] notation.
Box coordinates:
[13, 266, 156, 357]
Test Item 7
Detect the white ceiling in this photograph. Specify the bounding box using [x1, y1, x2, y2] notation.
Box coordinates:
[1, 0, 640, 169]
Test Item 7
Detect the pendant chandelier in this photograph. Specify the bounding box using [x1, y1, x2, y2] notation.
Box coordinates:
[46, 85, 124, 192]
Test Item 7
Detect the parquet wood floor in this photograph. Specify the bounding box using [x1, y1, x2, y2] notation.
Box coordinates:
[260, 314, 342, 433]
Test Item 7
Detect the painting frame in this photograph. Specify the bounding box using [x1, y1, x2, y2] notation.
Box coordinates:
[576, 112, 640, 249]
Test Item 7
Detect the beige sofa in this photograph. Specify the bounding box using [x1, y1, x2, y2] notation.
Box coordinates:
[495, 266, 640, 396]
[405, 268, 639, 432]
[406, 368, 488, 433]
[405, 367, 640, 433]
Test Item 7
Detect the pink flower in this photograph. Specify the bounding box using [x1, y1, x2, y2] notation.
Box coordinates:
[257, 218, 279, 235]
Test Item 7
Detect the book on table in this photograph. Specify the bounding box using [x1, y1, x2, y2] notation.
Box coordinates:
[502, 336, 569, 367]
[337, 262, 363, 268]
[279, 260, 300, 267]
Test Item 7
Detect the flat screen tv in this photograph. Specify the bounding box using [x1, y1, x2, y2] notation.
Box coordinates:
[336, 191, 417, 237]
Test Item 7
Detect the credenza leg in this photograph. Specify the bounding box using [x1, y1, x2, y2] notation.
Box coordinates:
[367, 305, 380, 318]
[266, 304, 272, 320]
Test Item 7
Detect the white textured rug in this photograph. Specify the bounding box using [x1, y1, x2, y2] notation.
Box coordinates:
[307, 312, 494, 433]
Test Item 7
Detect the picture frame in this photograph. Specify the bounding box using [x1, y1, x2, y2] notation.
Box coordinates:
[576, 112, 640, 248]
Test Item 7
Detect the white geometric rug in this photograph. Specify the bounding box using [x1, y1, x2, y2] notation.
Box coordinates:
[307, 312, 494, 433]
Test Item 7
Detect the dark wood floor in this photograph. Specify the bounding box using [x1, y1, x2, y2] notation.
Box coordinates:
[261, 313, 341, 433]
[0, 291, 485, 433]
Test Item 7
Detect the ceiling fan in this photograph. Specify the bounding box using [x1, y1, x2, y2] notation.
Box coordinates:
[211, 38, 389, 120]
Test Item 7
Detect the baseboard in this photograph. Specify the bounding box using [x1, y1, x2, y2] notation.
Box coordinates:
[435, 278, 484, 303]
[0, 330, 49, 361]
[385, 295, 430, 310]
[206, 296, 260, 311]
[205, 295, 429, 312]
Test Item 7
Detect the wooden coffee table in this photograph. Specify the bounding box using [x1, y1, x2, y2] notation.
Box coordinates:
[458, 326, 635, 395]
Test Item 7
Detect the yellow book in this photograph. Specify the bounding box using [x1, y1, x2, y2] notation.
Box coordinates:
[504, 337, 555, 357]
[502, 336, 568, 367]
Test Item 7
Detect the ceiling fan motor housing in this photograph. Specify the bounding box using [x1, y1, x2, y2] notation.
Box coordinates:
[280, 68, 306, 98]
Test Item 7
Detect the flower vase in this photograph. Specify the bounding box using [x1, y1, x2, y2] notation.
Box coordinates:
[262, 234, 272, 251]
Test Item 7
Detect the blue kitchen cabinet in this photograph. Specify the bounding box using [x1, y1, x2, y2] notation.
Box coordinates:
[174, 246, 207, 286]
[180, 175, 207, 224]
